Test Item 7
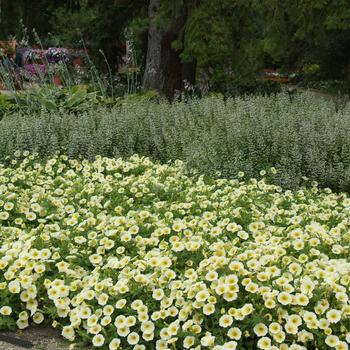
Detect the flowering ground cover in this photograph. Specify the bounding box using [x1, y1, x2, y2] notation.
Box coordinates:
[1, 153, 350, 350]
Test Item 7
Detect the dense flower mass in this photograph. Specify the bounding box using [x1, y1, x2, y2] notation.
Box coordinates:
[1, 153, 350, 350]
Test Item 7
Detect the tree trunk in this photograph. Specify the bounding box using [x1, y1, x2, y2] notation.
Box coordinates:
[182, 60, 197, 88]
[142, 0, 194, 98]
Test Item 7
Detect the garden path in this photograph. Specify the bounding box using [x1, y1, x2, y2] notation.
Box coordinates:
[0, 326, 88, 350]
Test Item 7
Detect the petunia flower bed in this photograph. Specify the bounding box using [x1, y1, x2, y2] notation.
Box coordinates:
[1, 153, 350, 350]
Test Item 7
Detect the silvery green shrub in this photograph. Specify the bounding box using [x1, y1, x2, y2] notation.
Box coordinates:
[1, 92, 350, 191]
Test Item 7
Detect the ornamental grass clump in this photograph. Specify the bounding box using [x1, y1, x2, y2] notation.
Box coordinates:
[1, 153, 350, 349]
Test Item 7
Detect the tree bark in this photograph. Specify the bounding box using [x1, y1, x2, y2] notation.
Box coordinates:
[142, 0, 194, 98]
